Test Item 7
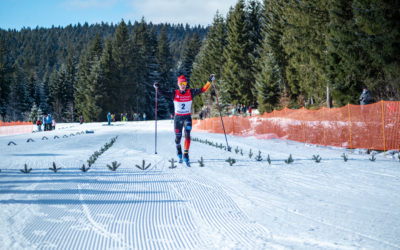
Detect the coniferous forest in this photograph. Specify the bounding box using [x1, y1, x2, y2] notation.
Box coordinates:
[0, 0, 399, 122]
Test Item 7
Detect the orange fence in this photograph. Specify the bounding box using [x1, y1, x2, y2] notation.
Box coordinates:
[0, 121, 34, 136]
[193, 101, 400, 151]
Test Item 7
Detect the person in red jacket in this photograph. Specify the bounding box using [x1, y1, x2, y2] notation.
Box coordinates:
[154, 74, 214, 166]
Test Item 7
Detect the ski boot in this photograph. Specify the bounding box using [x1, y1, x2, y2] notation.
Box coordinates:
[177, 154, 183, 164]
[183, 154, 190, 167]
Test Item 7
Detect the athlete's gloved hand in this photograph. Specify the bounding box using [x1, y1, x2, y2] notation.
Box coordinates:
[153, 82, 159, 89]
[208, 74, 215, 82]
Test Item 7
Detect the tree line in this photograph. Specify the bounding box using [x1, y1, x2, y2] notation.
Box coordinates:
[190, 0, 399, 115]
[0, 20, 206, 122]
[1, 0, 399, 122]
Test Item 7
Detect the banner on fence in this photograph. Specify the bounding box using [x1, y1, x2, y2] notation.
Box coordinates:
[0, 121, 33, 136]
[193, 101, 400, 151]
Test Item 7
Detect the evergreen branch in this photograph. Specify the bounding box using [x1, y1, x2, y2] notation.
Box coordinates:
[20, 164, 32, 173]
[49, 162, 61, 172]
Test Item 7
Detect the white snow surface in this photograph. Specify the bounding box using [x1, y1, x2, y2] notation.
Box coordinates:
[1, 120, 399, 249]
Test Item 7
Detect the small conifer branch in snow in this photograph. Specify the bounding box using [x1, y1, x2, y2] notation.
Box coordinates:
[341, 153, 348, 162]
[226, 157, 236, 166]
[80, 164, 90, 172]
[49, 162, 61, 172]
[267, 154, 271, 165]
[136, 160, 151, 170]
[312, 155, 322, 163]
[248, 149, 253, 159]
[107, 161, 121, 171]
[198, 157, 205, 167]
[369, 154, 376, 162]
[284, 154, 294, 164]
[168, 158, 177, 169]
[255, 151, 263, 161]
[20, 164, 32, 173]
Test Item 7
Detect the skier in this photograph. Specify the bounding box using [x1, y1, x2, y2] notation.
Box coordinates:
[153, 74, 214, 166]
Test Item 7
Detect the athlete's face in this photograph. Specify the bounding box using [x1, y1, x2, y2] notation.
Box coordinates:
[178, 82, 187, 92]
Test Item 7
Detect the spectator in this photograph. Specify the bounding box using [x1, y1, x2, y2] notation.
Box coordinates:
[249, 106, 252, 116]
[43, 114, 48, 131]
[143, 113, 146, 121]
[79, 115, 84, 124]
[52, 119, 56, 130]
[107, 112, 111, 125]
[47, 114, 53, 131]
[359, 87, 372, 105]
[36, 119, 42, 131]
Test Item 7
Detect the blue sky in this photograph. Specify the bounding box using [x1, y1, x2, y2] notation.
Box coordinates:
[0, 0, 238, 30]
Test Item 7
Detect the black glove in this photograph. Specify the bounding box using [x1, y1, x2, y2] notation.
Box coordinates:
[153, 82, 159, 89]
[208, 74, 215, 82]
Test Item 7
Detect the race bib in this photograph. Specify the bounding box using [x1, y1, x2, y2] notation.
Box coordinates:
[174, 90, 192, 115]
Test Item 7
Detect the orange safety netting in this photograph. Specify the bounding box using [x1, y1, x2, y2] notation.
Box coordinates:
[0, 121, 33, 136]
[193, 101, 400, 151]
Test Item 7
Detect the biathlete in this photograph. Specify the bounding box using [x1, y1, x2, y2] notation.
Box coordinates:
[154, 74, 214, 166]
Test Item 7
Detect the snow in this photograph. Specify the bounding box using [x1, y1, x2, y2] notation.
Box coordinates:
[1, 120, 400, 249]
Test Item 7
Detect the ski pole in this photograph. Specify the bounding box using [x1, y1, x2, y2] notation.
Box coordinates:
[155, 85, 158, 154]
[211, 75, 230, 150]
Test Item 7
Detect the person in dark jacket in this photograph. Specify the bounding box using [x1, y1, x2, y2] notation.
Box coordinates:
[359, 88, 372, 105]
[153, 74, 213, 165]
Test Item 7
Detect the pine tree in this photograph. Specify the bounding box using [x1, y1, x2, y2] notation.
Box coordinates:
[247, 0, 263, 106]
[0, 39, 13, 120]
[326, 0, 370, 105]
[74, 34, 103, 121]
[49, 66, 65, 120]
[352, 0, 400, 100]
[255, 0, 288, 112]
[179, 33, 201, 82]
[282, 0, 330, 107]
[221, 1, 254, 106]
[64, 48, 76, 121]
[99, 38, 117, 119]
[7, 65, 29, 121]
[131, 19, 152, 116]
[40, 65, 51, 113]
[191, 12, 227, 115]
[112, 20, 134, 114]
[156, 25, 174, 118]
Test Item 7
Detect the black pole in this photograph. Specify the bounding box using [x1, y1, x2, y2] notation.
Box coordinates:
[212, 79, 229, 150]
[155, 87, 158, 154]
